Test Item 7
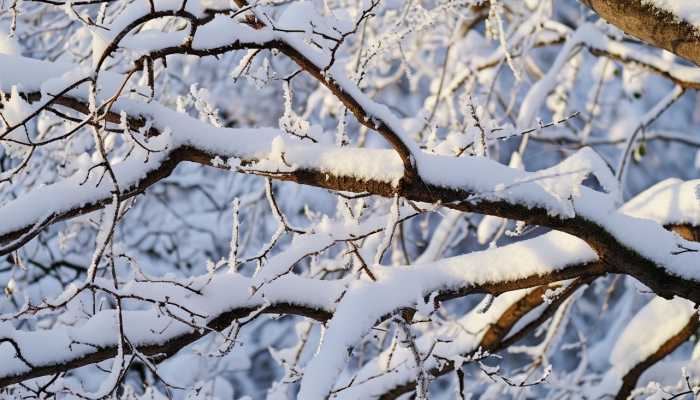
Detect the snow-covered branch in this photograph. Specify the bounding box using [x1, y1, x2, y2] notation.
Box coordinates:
[2, 1, 700, 398]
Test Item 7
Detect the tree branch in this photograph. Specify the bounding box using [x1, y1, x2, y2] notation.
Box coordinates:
[581, 0, 700, 66]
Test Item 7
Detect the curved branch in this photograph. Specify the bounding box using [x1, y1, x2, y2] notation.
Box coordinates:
[611, 225, 700, 399]
[0, 249, 601, 388]
[615, 315, 698, 400]
[369, 277, 596, 400]
[581, 0, 700, 66]
[1, 77, 700, 308]
[0, 303, 329, 388]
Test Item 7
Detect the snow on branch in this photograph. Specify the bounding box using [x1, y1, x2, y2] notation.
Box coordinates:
[3, 0, 700, 397]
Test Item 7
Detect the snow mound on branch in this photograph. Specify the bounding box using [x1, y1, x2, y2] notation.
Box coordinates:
[0, 86, 37, 159]
[610, 296, 695, 375]
[334, 288, 538, 399]
[642, 0, 700, 31]
[477, 215, 504, 244]
[277, 0, 353, 40]
[528, 147, 618, 217]
[298, 230, 597, 399]
[89, 27, 112, 68]
[621, 178, 700, 226]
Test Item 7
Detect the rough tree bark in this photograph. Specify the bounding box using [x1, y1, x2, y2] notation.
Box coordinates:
[582, 0, 700, 66]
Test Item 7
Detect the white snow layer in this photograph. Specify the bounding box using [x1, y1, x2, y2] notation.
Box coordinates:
[610, 296, 695, 375]
[642, 0, 700, 31]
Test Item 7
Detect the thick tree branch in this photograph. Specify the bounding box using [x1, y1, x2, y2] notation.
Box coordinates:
[0, 257, 602, 388]
[582, 0, 700, 66]
[1, 84, 700, 309]
[373, 277, 596, 400]
[611, 225, 700, 400]
[2, 1, 700, 397]
[615, 315, 698, 400]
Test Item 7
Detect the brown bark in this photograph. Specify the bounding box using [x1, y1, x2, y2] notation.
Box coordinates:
[581, 0, 700, 66]
[612, 225, 700, 399]
[2, 1, 700, 390]
[0, 263, 604, 388]
[615, 316, 698, 400]
[377, 277, 596, 400]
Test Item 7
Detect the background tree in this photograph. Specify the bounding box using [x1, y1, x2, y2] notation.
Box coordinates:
[1, 0, 700, 399]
